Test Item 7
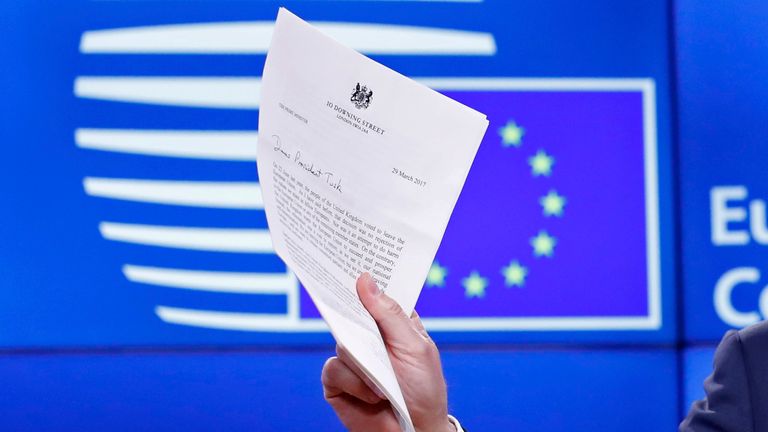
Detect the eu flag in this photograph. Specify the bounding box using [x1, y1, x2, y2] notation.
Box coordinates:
[301, 80, 660, 331]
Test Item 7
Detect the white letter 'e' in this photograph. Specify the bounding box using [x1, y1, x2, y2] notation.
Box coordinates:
[711, 186, 749, 245]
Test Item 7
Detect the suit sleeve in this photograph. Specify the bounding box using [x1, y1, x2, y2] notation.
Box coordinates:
[679, 330, 754, 432]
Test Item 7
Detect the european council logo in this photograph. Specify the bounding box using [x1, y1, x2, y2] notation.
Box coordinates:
[73, 20, 659, 334]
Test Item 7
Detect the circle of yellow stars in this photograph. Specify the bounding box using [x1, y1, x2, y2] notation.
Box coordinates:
[426, 118, 567, 298]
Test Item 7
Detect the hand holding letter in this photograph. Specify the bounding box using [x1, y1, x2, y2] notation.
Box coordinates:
[259, 9, 486, 431]
[322, 273, 455, 432]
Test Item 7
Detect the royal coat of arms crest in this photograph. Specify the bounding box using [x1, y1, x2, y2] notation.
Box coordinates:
[350, 83, 373, 109]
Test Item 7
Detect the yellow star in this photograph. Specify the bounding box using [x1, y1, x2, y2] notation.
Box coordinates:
[529, 150, 554, 177]
[540, 190, 566, 217]
[501, 260, 528, 287]
[426, 262, 448, 288]
[462, 271, 488, 298]
[498, 120, 525, 147]
[531, 230, 557, 258]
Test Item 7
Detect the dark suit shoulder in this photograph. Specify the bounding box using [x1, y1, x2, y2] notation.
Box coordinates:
[738, 319, 768, 347]
[680, 329, 753, 432]
[737, 321, 768, 431]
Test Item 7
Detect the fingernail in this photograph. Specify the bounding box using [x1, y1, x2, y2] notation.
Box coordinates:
[362, 273, 380, 296]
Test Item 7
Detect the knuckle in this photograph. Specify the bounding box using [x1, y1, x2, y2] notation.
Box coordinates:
[427, 341, 440, 359]
[414, 339, 438, 359]
[380, 295, 404, 317]
[414, 341, 432, 358]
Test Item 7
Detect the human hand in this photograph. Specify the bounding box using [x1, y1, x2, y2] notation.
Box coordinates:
[321, 273, 455, 432]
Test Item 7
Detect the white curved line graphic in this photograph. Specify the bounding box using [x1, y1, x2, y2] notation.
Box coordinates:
[75, 128, 258, 160]
[84, 177, 263, 209]
[74, 77, 642, 110]
[156, 306, 329, 331]
[74, 77, 260, 109]
[80, 21, 495, 56]
[99, 222, 273, 252]
[124, 265, 294, 294]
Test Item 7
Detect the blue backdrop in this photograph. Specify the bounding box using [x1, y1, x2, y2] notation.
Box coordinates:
[0, 0, 762, 430]
[0, 0, 675, 347]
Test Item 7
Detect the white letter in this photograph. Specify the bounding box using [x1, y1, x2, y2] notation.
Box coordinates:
[749, 199, 768, 244]
[714, 267, 761, 327]
[711, 186, 749, 245]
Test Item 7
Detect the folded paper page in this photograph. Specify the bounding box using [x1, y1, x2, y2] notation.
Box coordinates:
[257, 8, 488, 431]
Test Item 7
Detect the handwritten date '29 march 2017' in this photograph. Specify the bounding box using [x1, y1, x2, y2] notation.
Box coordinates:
[272, 135, 342, 193]
[392, 167, 427, 187]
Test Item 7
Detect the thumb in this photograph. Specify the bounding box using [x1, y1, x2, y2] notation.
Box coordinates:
[356, 273, 421, 349]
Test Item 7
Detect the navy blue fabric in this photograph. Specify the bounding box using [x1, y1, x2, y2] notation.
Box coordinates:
[681, 321, 768, 431]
